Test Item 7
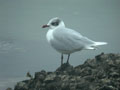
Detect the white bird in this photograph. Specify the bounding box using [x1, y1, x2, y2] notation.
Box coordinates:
[42, 17, 107, 65]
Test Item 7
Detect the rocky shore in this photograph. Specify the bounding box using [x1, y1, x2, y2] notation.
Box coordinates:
[11, 53, 120, 90]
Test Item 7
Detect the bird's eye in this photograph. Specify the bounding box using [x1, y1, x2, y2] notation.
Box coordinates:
[51, 22, 59, 26]
[51, 19, 60, 26]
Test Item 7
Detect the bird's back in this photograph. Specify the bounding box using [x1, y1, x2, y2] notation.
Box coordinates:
[48, 27, 95, 54]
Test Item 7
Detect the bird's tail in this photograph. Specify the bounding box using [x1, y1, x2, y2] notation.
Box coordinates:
[94, 42, 108, 46]
[85, 42, 107, 50]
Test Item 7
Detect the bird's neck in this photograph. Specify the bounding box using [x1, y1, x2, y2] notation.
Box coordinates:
[59, 21, 65, 27]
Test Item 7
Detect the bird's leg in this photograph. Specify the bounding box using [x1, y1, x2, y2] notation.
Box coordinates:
[67, 54, 70, 64]
[61, 54, 63, 65]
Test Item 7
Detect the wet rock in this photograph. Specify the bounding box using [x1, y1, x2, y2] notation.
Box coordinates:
[14, 53, 120, 90]
[99, 85, 116, 90]
[35, 70, 46, 82]
[6, 88, 12, 90]
[14, 81, 29, 90]
[56, 63, 74, 74]
[44, 73, 56, 83]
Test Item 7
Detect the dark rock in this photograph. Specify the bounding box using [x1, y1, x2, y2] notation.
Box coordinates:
[6, 88, 12, 90]
[56, 63, 73, 73]
[35, 70, 47, 82]
[26, 72, 33, 79]
[99, 85, 116, 90]
[14, 53, 120, 90]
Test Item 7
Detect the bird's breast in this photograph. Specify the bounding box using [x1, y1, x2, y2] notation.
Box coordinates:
[46, 30, 54, 43]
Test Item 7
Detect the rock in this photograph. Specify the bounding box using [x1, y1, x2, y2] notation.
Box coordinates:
[44, 73, 56, 83]
[56, 63, 74, 73]
[13, 53, 120, 90]
[35, 70, 46, 82]
[26, 72, 33, 79]
[6, 88, 12, 90]
[14, 81, 28, 90]
[99, 85, 116, 90]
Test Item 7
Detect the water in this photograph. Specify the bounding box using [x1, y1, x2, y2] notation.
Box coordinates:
[0, 0, 120, 89]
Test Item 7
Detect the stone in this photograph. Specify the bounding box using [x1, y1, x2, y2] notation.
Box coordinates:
[6, 88, 12, 90]
[13, 53, 120, 90]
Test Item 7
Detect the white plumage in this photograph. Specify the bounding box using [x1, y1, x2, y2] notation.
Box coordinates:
[42, 17, 107, 65]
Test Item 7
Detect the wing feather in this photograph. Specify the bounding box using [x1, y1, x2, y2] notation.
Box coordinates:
[52, 27, 95, 51]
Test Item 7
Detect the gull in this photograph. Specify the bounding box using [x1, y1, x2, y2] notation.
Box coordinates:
[42, 17, 107, 65]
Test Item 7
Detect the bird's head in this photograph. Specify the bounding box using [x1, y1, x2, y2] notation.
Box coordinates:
[42, 17, 65, 29]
